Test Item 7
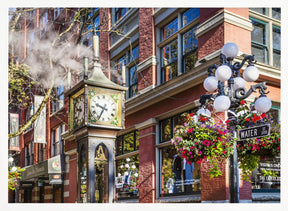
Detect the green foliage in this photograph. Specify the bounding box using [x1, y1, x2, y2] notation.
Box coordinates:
[171, 113, 235, 178]
[236, 100, 280, 181]
[8, 166, 25, 191]
[8, 63, 34, 108]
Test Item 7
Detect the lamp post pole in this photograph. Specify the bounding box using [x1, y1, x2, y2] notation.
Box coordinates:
[198, 42, 272, 203]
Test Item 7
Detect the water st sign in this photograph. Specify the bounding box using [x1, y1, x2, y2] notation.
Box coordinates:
[238, 124, 270, 140]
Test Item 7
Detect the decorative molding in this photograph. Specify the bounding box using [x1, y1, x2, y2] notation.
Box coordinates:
[195, 9, 253, 38]
[135, 118, 157, 130]
[65, 148, 77, 156]
[137, 56, 157, 73]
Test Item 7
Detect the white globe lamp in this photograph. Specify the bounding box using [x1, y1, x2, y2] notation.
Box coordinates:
[197, 108, 211, 117]
[215, 65, 232, 82]
[233, 76, 246, 90]
[255, 96, 272, 113]
[243, 65, 259, 82]
[204, 76, 218, 92]
[221, 42, 239, 58]
[214, 95, 231, 112]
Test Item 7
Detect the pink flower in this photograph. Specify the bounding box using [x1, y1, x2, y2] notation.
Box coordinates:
[199, 151, 202, 154]
[188, 128, 193, 133]
[223, 151, 226, 154]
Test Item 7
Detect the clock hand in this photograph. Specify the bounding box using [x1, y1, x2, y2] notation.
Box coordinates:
[98, 104, 108, 119]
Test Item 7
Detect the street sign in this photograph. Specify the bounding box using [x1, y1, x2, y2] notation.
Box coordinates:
[238, 124, 270, 140]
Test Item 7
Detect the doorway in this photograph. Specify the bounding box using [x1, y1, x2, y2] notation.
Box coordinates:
[94, 144, 109, 203]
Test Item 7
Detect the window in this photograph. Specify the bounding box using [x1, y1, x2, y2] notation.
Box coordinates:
[51, 124, 65, 157]
[272, 26, 280, 68]
[115, 8, 129, 23]
[40, 11, 48, 38]
[160, 8, 199, 83]
[250, 8, 281, 68]
[51, 85, 64, 113]
[251, 18, 268, 64]
[158, 110, 200, 196]
[54, 8, 63, 19]
[25, 142, 34, 166]
[116, 130, 139, 156]
[81, 9, 100, 47]
[115, 130, 139, 199]
[112, 45, 139, 98]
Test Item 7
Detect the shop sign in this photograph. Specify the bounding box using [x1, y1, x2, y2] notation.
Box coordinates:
[34, 95, 46, 144]
[115, 176, 124, 188]
[238, 124, 270, 140]
[49, 174, 62, 184]
[9, 113, 20, 151]
[48, 155, 62, 174]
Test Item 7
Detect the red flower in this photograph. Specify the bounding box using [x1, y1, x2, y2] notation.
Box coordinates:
[223, 151, 226, 154]
[189, 113, 194, 117]
[240, 100, 245, 105]
[245, 118, 250, 122]
[260, 113, 266, 118]
[187, 128, 193, 133]
[225, 119, 230, 124]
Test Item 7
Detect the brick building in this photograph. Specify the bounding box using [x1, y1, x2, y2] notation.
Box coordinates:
[8, 7, 281, 203]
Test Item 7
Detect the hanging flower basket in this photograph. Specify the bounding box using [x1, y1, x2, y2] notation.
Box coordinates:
[235, 100, 280, 181]
[171, 113, 235, 178]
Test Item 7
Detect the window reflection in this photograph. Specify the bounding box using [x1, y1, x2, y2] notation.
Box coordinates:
[115, 155, 139, 199]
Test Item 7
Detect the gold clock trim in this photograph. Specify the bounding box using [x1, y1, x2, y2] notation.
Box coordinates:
[70, 88, 85, 130]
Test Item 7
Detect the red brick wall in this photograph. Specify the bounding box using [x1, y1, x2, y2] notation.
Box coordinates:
[139, 8, 155, 63]
[138, 125, 156, 203]
[199, 8, 223, 24]
[126, 84, 206, 128]
[200, 160, 227, 201]
[138, 8, 156, 91]
[198, 23, 225, 60]
[99, 8, 111, 78]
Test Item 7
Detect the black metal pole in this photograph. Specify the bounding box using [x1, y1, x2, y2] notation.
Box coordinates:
[228, 110, 239, 203]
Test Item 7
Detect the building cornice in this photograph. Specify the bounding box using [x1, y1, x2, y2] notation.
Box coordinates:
[195, 9, 253, 38]
[137, 55, 157, 73]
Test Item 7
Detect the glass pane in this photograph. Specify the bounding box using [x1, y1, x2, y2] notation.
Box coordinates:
[273, 27, 281, 50]
[163, 39, 178, 65]
[251, 20, 266, 45]
[273, 51, 280, 68]
[160, 118, 171, 143]
[182, 8, 199, 27]
[183, 51, 198, 72]
[129, 46, 139, 63]
[173, 114, 187, 130]
[129, 65, 137, 85]
[250, 8, 267, 15]
[183, 27, 198, 54]
[123, 132, 135, 154]
[162, 62, 178, 82]
[252, 44, 267, 64]
[116, 155, 139, 199]
[163, 18, 178, 39]
[251, 157, 280, 190]
[160, 146, 200, 196]
[272, 8, 281, 20]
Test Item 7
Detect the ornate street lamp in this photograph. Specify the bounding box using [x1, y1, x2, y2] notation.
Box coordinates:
[198, 42, 272, 203]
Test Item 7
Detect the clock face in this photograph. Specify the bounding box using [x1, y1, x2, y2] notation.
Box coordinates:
[74, 96, 85, 126]
[90, 94, 116, 122]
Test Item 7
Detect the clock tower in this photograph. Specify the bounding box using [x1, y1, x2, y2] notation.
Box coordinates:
[65, 35, 127, 203]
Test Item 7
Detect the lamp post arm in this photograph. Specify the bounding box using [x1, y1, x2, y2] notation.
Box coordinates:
[207, 64, 218, 76]
[232, 55, 256, 71]
[234, 82, 268, 100]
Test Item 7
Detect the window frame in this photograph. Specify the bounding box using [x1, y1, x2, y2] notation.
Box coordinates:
[51, 84, 64, 113]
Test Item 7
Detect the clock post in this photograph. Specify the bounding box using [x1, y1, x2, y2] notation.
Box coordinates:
[65, 35, 127, 203]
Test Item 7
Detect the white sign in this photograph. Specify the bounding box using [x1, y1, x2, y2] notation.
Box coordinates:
[34, 95, 46, 143]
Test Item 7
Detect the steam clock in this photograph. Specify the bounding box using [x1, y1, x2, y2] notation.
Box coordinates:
[65, 35, 127, 203]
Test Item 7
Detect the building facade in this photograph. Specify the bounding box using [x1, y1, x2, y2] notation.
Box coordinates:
[8, 7, 281, 203]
